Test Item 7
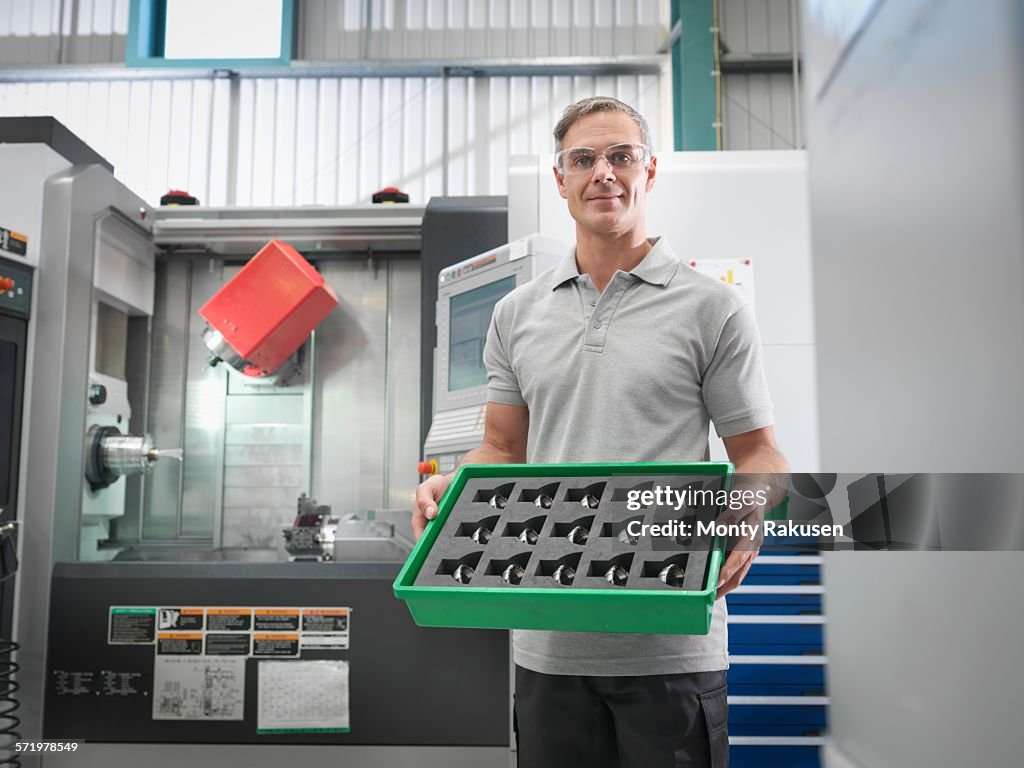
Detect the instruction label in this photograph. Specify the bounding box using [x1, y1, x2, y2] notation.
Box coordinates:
[0, 227, 27, 257]
[157, 632, 204, 656]
[254, 608, 300, 632]
[159, 607, 204, 630]
[204, 633, 252, 656]
[253, 633, 300, 657]
[152, 657, 245, 721]
[257, 660, 350, 733]
[206, 608, 253, 631]
[52, 670, 95, 696]
[302, 608, 348, 633]
[109, 608, 157, 644]
[108, 606, 351, 656]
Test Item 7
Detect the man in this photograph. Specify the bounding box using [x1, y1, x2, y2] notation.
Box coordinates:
[413, 97, 789, 767]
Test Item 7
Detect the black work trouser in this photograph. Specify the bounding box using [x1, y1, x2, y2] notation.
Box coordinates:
[514, 666, 729, 768]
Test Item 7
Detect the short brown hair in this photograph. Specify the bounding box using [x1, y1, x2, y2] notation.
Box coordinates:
[553, 97, 652, 152]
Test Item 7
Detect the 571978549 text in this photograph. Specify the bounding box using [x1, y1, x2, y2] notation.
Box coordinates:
[15, 741, 81, 752]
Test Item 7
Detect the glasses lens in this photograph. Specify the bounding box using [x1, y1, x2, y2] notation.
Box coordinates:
[557, 144, 647, 175]
[563, 148, 596, 173]
[607, 144, 644, 169]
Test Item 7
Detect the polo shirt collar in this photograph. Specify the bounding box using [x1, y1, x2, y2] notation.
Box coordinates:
[549, 236, 680, 290]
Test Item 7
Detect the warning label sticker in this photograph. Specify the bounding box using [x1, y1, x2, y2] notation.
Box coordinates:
[254, 608, 300, 632]
[253, 633, 300, 657]
[108, 606, 350, 657]
[206, 608, 253, 632]
[302, 608, 349, 633]
[205, 633, 252, 656]
[0, 227, 27, 257]
[159, 608, 204, 631]
[157, 632, 204, 656]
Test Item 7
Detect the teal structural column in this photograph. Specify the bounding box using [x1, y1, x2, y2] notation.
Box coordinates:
[671, 0, 719, 150]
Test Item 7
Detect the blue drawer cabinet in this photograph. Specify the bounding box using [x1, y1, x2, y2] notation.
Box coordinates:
[727, 553, 827, 768]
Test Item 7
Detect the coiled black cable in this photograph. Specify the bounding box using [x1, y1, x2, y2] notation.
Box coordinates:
[0, 522, 20, 767]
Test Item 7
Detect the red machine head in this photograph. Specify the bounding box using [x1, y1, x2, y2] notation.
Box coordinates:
[198, 240, 339, 377]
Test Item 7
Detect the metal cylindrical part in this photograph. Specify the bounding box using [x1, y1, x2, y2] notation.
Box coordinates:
[100, 434, 156, 477]
[86, 426, 164, 490]
[201, 325, 252, 373]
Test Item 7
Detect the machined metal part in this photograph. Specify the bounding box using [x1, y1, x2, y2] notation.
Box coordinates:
[567, 525, 589, 545]
[488, 493, 507, 510]
[579, 494, 600, 509]
[533, 494, 553, 509]
[517, 528, 539, 545]
[101, 434, 157, 476]
[605, 564, 629, 586]
[617, 528, 639, 545]
[282, 494, 336, 561]
[552, 564, 576, 586]
[84, 425, 161, 490]
[200, 325, 253, 373]
[282, 496, 408, 561]
[452, 564, 475, 584]
[471, 526, 492, 544]
[658, 563, 686, 587]
[501, 563, 525, 585]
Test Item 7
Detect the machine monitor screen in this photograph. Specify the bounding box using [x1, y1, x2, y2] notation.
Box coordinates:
[448, 275, 517, 391]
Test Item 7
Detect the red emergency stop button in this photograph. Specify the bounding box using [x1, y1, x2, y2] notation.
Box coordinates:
[418, 460, 438, 476]
[0, 277, 14, 292]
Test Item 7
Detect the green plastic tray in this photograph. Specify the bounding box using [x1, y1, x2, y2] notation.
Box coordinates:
[394, 462, 733, 635]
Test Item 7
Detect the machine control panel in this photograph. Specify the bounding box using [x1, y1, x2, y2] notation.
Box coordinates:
[0, 257, 32, 318]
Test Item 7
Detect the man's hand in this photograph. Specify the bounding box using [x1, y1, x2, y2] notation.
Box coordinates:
[412, 403, 529, 542]
[715, 497, 765, 600]
[719, 426, 790, 600]
[413, 473, 453, 541]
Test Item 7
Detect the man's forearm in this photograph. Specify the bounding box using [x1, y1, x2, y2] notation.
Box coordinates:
[733, 448, 790, 509]
[446, 442, 524, 477]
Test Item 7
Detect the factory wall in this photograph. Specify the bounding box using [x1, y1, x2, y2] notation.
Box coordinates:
[0, 73, 662, 206]
[720, 0, 804, 150]
[0, 0, 666, 65]
[0, 0, 801, 206]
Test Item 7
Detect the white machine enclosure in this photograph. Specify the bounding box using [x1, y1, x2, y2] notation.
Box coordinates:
[424, 233, 567, 474]
[0, 144, 70, 270]
[1, 138, 157, 744]
[508, 151, 819, 471]
[81, 214, 156, 559]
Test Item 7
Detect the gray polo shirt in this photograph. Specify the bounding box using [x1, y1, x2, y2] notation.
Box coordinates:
[484, 236, 774, 676]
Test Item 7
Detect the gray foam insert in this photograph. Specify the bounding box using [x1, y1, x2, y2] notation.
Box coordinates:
[413, 474, 727, 591]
